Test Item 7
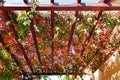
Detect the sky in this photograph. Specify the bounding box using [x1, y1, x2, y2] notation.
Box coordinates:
[6, 0, 99, 3]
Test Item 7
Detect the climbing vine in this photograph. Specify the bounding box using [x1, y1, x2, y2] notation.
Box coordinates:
[0, 0, 120, 79]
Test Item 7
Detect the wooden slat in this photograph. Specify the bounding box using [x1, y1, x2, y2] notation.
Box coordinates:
[81, 0, 113, 71]
[51, 10, 55, 71]
[68, 0, 81, 55]
[51, 0, 54, 71]
[51, 0, 54, 4]
[82, 21, 117, 72]
[80, 11, 103, 56]
[70, 1, 81, 76]
[68, 12, 79, 55]
[92, 24, 118, 72]
[1, 3, 120, 11]
[0, 34, 27, 77]
[80, 1, 105, 54]
[0, 36, 33, 78]
[30, 20, 41, 64]
[77, 0, 81, 3]
[80, 0, 105, 56]
[33, 71, 86, 75]
[10, 24, 34, 73]
[104, 0, 111, 3]
[2, 10, 34, 73]
[100, 0, 111, 3]
[94, 47, 120, 72]
[23, 0, 29, 4]
[86, 11, 103, 42]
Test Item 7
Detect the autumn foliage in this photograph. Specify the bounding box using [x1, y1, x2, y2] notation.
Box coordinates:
[0, 9, 120, 79]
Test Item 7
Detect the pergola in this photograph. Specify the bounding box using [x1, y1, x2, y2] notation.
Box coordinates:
[0, 0, 120, 79]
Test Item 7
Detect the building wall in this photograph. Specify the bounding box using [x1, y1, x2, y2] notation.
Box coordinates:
[95, 51, 120, 80]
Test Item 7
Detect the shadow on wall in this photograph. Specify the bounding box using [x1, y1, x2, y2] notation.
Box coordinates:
[97, 50, 120, 80]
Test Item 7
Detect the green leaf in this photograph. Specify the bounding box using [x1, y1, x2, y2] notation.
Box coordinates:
[93, 35, 98, 41]
[0, 49, 10, 59]
[108, 22, 114, 30]
[87, 53, 94, 61]
[85, 26, 91, 32]
[63, 75, 71, 80]
[78, 32, 83, 42]
[115, 43, 120, 47]
[17, 11, 31, 39]
[0, 73, 15, 80]
[54, 31, 59, 40]
[56, 23, 61, 28]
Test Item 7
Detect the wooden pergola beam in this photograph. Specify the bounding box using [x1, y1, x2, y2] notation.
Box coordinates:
[94, 47, 120, 72]
[80, 11, 103, 56]
[23, 0, 29, 4]
[33, 71, 86, 75]
[80, 0, 109, 63]
[30, 20, 41, 65]
[104, 0, 111, 3]
[0, 34, 27, 77]
[82, 18, 117, 73]
[81, 0, 113, 72]
[3, 10, 34, 73]
[10, 24, 34, 73]
[51, 0, 54, 4]
[68, 0, 81, 55]
[77, 0, 81, 3]
[68, 12, 79, 55]
[51, 0, 55, 71]
[0, 3, 120, 11]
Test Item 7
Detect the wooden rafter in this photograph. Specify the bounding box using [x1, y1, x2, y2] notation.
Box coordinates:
[80, 0, 110, 56]
[77, 0, 81, 3]
[10, 24, 34, 73]
[94, 47, 120, 72]
[0, 3, 120, 11]
[104, 0, 111, 3]
[51, 0, 55, 71]
[23, 0, 29, 4]
[1, 10, 34, 73]
[68, 0, 81, 55]
[68, 11, 79, 55]
[0, 34, 27, 77]
[30, 20, 41, 64]
[81, 0, 112, 72]
[82, 14, 116, 74]
[80, 11, 103, 56]
[51, 0, 54, 4]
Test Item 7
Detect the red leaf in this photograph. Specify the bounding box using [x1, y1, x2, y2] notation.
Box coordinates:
[0, 44, 2, 49]
[0, 11, 3, 17]
[40, 19, 46, 24]
[0, 21, 5, 30]
[3, 36, 9, 43]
